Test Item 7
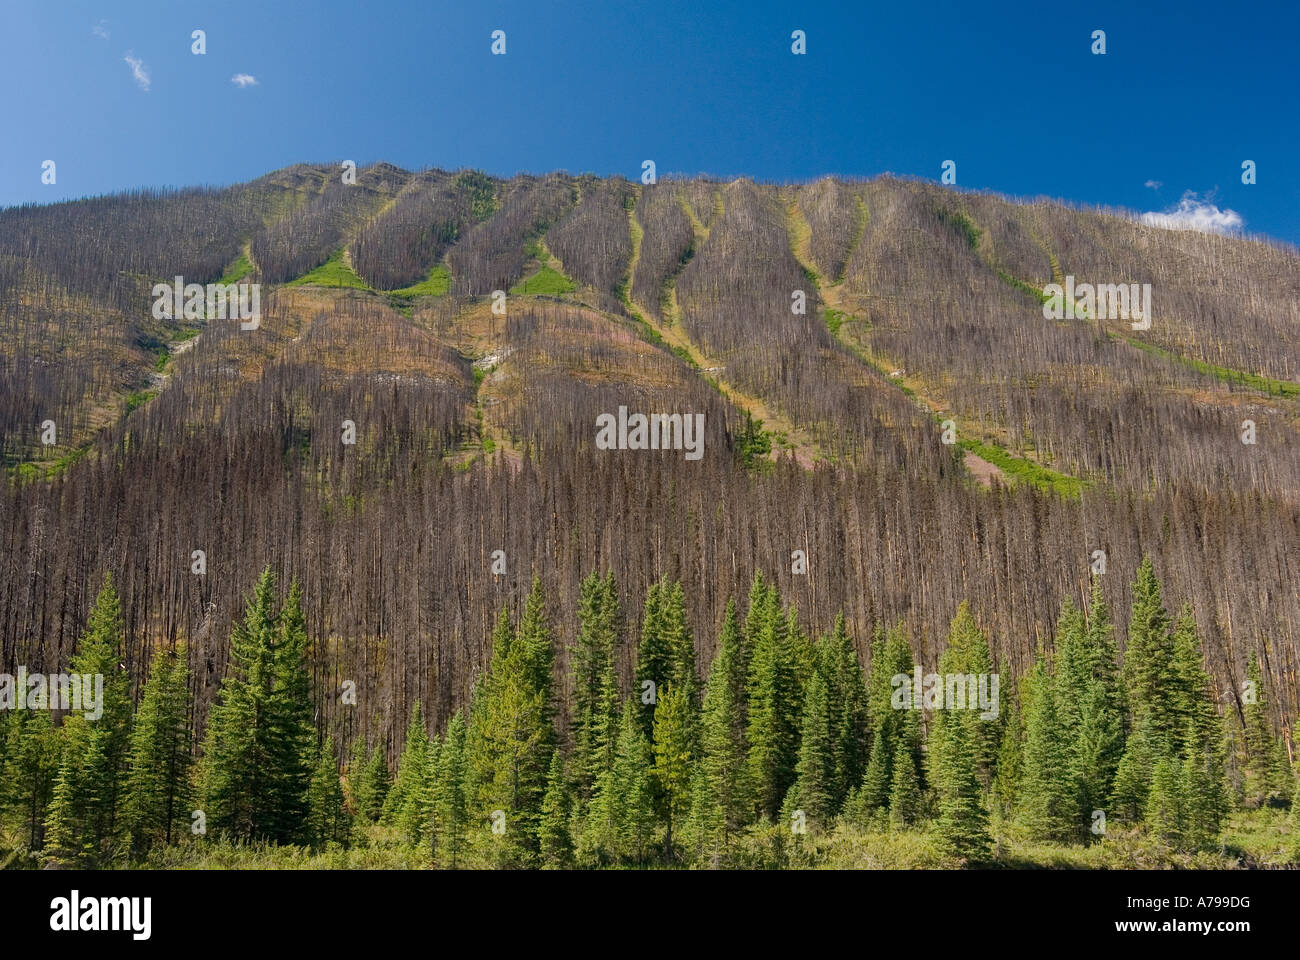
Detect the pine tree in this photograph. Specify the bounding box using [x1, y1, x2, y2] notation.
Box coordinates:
[307, 737, 349, 849]
[691, 601, 750, 858]
[538, 752, 573, 868]
[1, 709, 59, 850]
[43, 575, 133, 865]
[930, 691, 991, 862]
[385, 701, 430, 842]
[431, 712, 469, 868]
[351, 740, 390, 824]
[635, 581, 670, 737]
[586, 699, 653, 863]
[651, 683, 695, 857]
[888, 739, 921, 829]
[264, 580, 315, 844]
[819, 612, 869, 809]
[1016, 655, 1081, 843]
[470, 586, 557, 865]
[1145, 752, 1185, 848]
[123, 644, 192, 856]
[570, 572, 620, 800]
[1124, 557, 1178, 745]
[745, 584, 800, 820]
[201, 569, 316, 844]
[790, 671, 834, 831]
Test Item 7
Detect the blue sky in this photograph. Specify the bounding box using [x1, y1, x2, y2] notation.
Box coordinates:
[4, 0, 1298, 243]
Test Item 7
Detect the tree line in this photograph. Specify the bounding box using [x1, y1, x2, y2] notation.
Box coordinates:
[2, 558, 1292, 868]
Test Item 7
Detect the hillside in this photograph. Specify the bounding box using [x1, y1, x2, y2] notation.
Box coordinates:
[1, 164, 1298, 824]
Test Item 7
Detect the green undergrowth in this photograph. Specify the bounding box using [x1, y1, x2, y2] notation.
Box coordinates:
[287, 250, 370, 290]
[1124, 337, 1300, 398]
[510, 265, 576, 296]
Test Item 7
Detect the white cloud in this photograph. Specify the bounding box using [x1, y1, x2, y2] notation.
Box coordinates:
[123, 53, 150, 91]
[231, 74, 258, 88]
[92, 20, 110, 40]
[1143, 179, 1162, 190]
[1139, 192, 1243, 235]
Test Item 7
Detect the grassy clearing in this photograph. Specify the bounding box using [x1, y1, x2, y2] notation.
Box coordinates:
[510, 264, 576, 296]
[1124, 336, 1300, 398]
[218, 249, 254, 285]
[958, 436, 1086, 498]
[93, 808, 1300, 870]
[389, 264, 451, 297]
[287, 249, 370, 290]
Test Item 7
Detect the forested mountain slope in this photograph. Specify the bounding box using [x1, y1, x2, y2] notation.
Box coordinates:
[2, 163, 1297, 766]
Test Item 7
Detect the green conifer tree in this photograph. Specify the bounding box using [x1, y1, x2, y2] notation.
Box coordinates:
[888, 739, 921, 829]
[123, 644, 192, 856]
[790, 671, 835, 831]
[538, 752, 573, 868]
[307, 737, 349, 848]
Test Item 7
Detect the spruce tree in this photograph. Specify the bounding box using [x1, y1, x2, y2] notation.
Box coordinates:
[44, 575, 133, 865]
[1123, 557, 1178, 744]
[790, 670, 835, 831]
[930, 692, 992, 862]
[651, 683, 695, 857]
[538, 752, 573, 868]
[471, 586, 557, 865]
[124, 644, 192, 855]
[1016, 655, 1081, 843]
[570, 572, 620, 800]
[635, 581, 670, 737]
[351, 740, 390, 824]
[1, 709, 59, 850]
[926, 608, 992, 861]
[432, 712, 469, 867]
[385, 701, 430, 842]
[201, 568, 316, 844]
[745, 583, 800, 819]
[586, 700, 653, 863]
[307, 737, 349, 849]
[1145, 752, 1185, 848]
[888, 740, 921, 829]
[692, 601, 751, 857]
[265, 580, 315, 844]
[819, 612, 869, 809]
[860, 729, 891, 813]
[1241, 652, 1283, 806]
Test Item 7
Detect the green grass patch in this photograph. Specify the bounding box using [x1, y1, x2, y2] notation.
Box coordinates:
[1124, 337, 1300, 398]
[996, 269, 1051, 304]
[287, 249, 370, 290]
[125, 390, 157, 414]
[218, 250, 254, 286]
[938, 208, 981, 249]
[510, 265, 576, 296]
[959, 436, 1086, 498]
[824, 308, 848, 336]
[670, 344, 698, 369]
[390, 264, 450, 297]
